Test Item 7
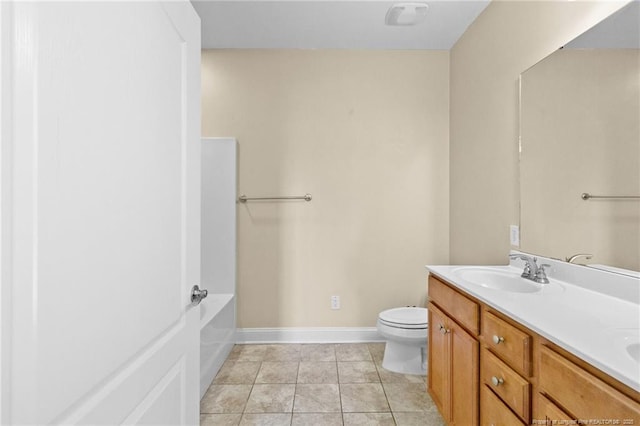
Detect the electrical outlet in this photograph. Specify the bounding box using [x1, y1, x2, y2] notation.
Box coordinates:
[331, 295, 340, 310]
[510, 225, 520, 247]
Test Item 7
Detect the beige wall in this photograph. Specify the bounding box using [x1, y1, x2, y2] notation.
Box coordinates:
[202, 50, 449, 327]
[449, 0, 627, 265]
[520, 49, 639, 271]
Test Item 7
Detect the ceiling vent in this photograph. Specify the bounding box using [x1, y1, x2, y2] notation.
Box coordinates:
[385, 3, 429, 26]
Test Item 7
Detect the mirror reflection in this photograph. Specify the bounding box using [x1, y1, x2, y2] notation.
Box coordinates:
[519, 1, 639, 273]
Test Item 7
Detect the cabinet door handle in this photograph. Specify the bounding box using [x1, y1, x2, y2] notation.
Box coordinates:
[438, 324, 450, 334]
[492, 335, 505, 345]
[491, 376, 504, 386]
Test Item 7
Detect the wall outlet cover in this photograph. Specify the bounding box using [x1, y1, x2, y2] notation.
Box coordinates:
[331, 295, 340, 310]
[510, 225, 520, 247]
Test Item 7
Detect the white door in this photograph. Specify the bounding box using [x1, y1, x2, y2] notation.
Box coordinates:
[0, 1, 201, 424]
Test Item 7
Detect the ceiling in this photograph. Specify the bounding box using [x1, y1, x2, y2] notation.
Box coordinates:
[191, 1, 491, 50]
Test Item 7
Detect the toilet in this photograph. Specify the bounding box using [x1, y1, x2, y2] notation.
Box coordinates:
[376, 307, 428, 375]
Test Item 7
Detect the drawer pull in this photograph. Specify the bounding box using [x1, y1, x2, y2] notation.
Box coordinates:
[491, 376, 504, 386]
[492, 335, 505, 345]
[438, 324, 450, 334]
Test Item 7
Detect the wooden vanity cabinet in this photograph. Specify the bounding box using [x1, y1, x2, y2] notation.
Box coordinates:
[427, 273, 640, 426]
[428, 276, 479, 425]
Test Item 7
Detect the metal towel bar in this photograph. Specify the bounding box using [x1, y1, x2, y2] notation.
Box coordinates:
[238, 194, 312, 203]
[581, 193, 640, 200]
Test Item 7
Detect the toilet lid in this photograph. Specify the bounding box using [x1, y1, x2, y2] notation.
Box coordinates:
[378, 307, 428, 328]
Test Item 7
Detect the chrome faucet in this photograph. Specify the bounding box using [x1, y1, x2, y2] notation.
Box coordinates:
[509, 253, 550, 284]
[565, 253, 593, 264]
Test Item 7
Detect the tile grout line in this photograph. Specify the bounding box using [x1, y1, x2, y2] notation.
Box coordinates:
[290, 355, 300, 426]
[241, 359, 258, 419]
[371, 343, 398, 426]
[372, 357, 397, 424]
[335, 345, 345, 425]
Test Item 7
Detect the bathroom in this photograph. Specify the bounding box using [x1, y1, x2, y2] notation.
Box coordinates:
[1, 0, 638, 424]
[197, 0, 639, 340]
[198, 0, 639, 423]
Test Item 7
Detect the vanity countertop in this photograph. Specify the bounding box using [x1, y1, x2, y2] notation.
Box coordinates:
[426, 257, 640, 393]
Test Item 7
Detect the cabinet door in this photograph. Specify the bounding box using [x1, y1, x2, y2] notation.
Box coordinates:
[428, 303, 451, 421]
[535, 393, 574, 425]
[451, 320, 479, 425]
[481, 385, 525, 426]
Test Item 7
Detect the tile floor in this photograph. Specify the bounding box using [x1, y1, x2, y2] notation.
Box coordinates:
[200, 343, 445, 426]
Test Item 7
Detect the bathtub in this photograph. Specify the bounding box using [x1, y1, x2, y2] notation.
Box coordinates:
[200, 293, 235, 398]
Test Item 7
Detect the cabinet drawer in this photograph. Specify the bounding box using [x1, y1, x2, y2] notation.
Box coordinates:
[534, 393, 573, 426]
[428, 275, 479, 335]
[482, 311, 531, 376]
[481, 348, 530, 422]
[480, 385, 525, 426]
[539, 345, 640, 422]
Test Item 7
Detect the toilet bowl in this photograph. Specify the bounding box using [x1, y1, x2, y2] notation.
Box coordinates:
[376, 307, 428, 375]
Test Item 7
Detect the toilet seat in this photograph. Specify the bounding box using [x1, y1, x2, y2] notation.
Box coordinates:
[378, 307, 428, 330]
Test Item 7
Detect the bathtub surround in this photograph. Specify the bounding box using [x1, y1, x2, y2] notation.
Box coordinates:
[201, 138, 237, 297]
[449, 0, 627, 265]
[202, 50, 449, 329]
[200, 138, 238, 398]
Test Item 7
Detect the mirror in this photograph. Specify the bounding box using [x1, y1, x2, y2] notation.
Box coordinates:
[519, 1, 640, 273]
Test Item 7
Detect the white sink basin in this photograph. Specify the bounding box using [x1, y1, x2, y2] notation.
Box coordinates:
[452, 267, 543, 293]
[627, 343, 640, 363]
[610, 328, 640, 364]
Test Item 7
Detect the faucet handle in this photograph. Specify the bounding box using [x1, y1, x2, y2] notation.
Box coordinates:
[534, 264, 551, 284]
[521, 262, 533, 278]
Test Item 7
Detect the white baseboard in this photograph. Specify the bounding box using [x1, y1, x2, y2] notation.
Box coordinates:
[235, 327, 384, 344]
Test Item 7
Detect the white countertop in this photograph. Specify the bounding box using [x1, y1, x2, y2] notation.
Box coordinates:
[426, 255, 640, 392]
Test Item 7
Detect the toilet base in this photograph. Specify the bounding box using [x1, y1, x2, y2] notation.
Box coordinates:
[381, 340, 427, 375]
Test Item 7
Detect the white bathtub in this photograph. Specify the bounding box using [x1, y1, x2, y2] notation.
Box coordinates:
[200, 293, 235, 398]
